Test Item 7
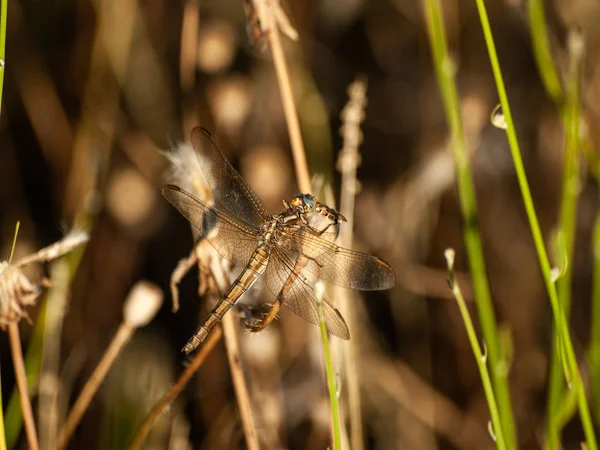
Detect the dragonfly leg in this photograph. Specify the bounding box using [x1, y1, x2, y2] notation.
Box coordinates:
[245, 297, 282, 333]
[303, 219, 338, 237]
[297, 252, 324, 269]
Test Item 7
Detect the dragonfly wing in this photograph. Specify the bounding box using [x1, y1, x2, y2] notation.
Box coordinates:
[190, 127, 269, 228]
[277, 227, 395, 291]
[262, 246, 350, 340]
[163, 185, 259, 266]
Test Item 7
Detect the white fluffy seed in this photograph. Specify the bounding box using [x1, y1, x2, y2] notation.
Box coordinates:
[123, 281, 163, 328]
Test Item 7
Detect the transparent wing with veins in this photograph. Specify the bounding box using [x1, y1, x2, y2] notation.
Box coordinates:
[263, 246, 350, 340]
[162, 185, 259, 267]
[190, 127, 269, 228]
[276, 226, 396, 291]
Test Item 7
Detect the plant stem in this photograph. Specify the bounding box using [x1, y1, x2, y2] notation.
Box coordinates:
[445, 249, 507, 450]
[222, 308, 260, 450]
[0, 0, 7, 117]
[526, 0, 563, 107]
[8, 323, 39, 450]
[423, 0, 516, 446]
[337, 78, 367, 450]
[5, 298, 46, 449]
[315, 283, 341, 450]
[546, 30, 583, 447]
[128, 328, 222, 450]
[56, 323, 134, 450]
[265, 2, 311, 193]
[473, 1, 597, 448]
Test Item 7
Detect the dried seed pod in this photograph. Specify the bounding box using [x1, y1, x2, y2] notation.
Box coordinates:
[0, 230, 89, 326]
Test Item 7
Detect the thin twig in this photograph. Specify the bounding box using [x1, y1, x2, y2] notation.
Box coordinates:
[264, 0, 311, 193]
[8, 322, 39, 450]
[315, 282, 341, 450]
[56, 281, 162, 450]
[445, 249, 507, 450]
[55, 323, 134, 450]
[38, 259, 71, 450]
[209, 255, 260, 450]
[0, 0, 7, 117]
[423, 0, 517, 444]
[128, 328, 222, 450]
[179, 0, 200, 92]
[222, 314, 260, 450]
[473, 0, 597, 447]
[364, 357, 494, 450]
[336, 77, 367, 450]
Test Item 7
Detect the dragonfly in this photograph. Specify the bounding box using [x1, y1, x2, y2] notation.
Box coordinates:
[163, 127, 395, 354]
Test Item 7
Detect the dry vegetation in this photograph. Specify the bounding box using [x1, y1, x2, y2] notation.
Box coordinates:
[1, 0, 600, 449]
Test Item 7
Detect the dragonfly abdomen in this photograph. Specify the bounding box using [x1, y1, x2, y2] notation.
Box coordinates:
[181, 245, 271, 354]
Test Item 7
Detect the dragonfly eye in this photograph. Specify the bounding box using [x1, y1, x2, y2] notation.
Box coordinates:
[302, 195, 315, 210]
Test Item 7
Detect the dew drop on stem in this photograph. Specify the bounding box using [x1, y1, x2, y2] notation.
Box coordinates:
[490, 104, 507, 130]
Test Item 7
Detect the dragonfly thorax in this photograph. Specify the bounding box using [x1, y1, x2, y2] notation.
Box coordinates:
[257, 218, 280, 246]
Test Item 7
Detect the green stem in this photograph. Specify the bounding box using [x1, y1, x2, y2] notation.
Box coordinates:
[315, 282, 341, 450]
[423, 0, 516, 446]
[546, 31, 583, 447]
[527, 0, 563, 107]
[445, 250, 507, 450]
[473, 1, 597, 448]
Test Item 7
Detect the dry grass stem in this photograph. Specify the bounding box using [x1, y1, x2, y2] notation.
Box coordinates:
[0, 228, 87, 449]
[366, 357, 494, 449]
[55, 323, 134, 450]
[336, 77, 368, 450]
[166, 138, 260, 448]
[64, 0, 137, 215]
[128, 327, 222, 450]
[56, 281, 162, 450]
[222, 314, 260, 450]
[8, 322, 39, 450]
[263, 0, 311, 193]
[12, 231, 88, 269]
[38, 259, 71, 450]
[208, 253, 260, 450]
[179, 0, 200, 92]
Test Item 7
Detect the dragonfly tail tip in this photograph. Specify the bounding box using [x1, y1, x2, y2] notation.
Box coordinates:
[181, 343, 195, 355]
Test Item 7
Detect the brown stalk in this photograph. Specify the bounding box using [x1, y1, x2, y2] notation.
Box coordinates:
[264, 0, 312, 193]
[222, 314, 260, 450]
[166, 138, 261, 448]
[38, 259, 70, 450]
[179, 0, 200, 93]
[128, 328, 222, 450]
[55, 322, 134, 450]
[8, 322, 40, 450]
[208, 253, 261, 450]
[179, 0, 200, 131]
[336, 77, 368, 450]
[365, 358, 493, 450]
[64, 0, 137, 216]
[56, 281, 162, 450]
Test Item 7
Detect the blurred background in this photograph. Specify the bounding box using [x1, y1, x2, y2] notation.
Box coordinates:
[1, 0, 600, 448]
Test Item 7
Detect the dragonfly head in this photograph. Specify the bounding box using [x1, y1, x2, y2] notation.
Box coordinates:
[290, 193, 316, 214]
